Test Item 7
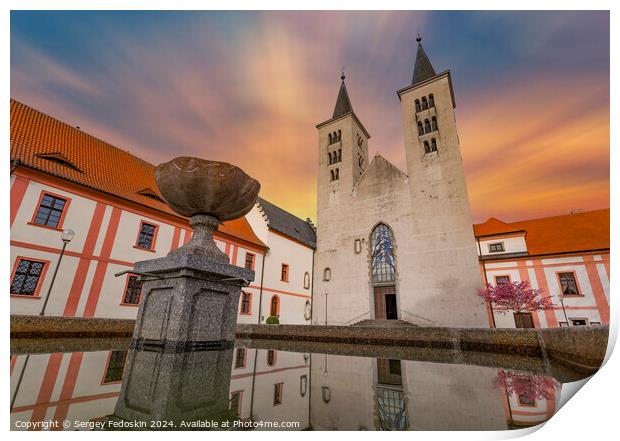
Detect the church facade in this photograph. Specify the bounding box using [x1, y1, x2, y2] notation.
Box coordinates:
[313, 38, 487, 327]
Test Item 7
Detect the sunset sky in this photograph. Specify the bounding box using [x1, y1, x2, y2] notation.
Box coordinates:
[10, 11, 610, 223]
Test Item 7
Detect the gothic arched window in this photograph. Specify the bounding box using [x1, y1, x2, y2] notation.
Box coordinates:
[421, 97, 428, 110]
[424, 141, 431, 154]
[330, 170, 335, 181]
[371, 224, 396, 283]
[417, 122, 424, 136]
[415, 100, 421, 113]
[424, 119, 431, 133]
[328, 152, 332, 164]
[323, 267, 331, 281]
[431, 138, 437, 152]
[337, 149, 342, 162]
[335, 168, 339, 180]
[270, 295, 280, 316]
[431, 117, 438, 131]
[328, 133, 333, 144]
[337, 130, 341, 141]
[429, 94, 435, 107]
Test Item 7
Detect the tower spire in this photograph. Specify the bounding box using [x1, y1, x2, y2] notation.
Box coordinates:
[411, 35, 436, 85]
[332, 71, 353, 118]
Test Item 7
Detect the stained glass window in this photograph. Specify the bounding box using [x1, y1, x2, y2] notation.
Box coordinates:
[371, 224, 396, 283]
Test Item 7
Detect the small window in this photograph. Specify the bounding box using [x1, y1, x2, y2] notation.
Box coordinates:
[337, 149, 342, 162]
[235, 348, 246, 368]
[122, 274, 143, 305]
[558, 272, 579, 295]
[244, 253, 255, 270]
[431, 116, 438, 131]
[267, 349, 277, 366]
[270, 296, 280, 317]
[417, 122, 424, 136]
[230, 391, 242, 416]
[428, 94, 435, 107]
[303, 272, 310, 290]
[415, 99, 421, 113]
[323, 267, 331, 281]
[10, 258, 46, 296]
[421, 97, 428, 110]
[488, 242, 505, 253]
[570, 318, 588, 326]
[337, 130, 341, 141]
[328, 133, 333, 144]
[103, 350, 127, 384]
[273, 383, 283, 406]
[300, 375, 308, 397]
[240, 291, 252, 314]
[518, 393, 535, 406]
[354, 239, 362, 254]
[33, 193, 67, 228]
[136, 222, 157, 250]
[423, 141, 431, 154]
[495, 275, 510, 286]
[281, 264, 289, 282]
[424, 119, 431, 133]
[334, 168, 339, 180]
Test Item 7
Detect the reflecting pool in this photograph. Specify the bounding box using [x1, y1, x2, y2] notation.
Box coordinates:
[10, 340, 573, 431]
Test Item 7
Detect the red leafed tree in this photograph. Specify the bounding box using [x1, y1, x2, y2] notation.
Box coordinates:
[494, 369, 560, 402]
[477, 281, 554, 313]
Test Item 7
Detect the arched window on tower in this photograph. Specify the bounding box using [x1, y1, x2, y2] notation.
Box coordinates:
[424, 119, 431, 133]
[323, 267, 331, 281]
[328, 152, 332, 165]
[431, 138, 437, 152]
[337, 149, 342, 162]
[335, 168, 339, 180]
[330, 170, 334, 181]
[423, 141, 431, 154]
[370, 224, 396, 283]
[417, 122, 424, 136]
[421, 97, 428, 110]
[429, 94, 435, 107]
[415, 99, 421, 113]
[328, 133, 333, 144]
[431, 116, 438, 131]
[337, 130, 342, 141]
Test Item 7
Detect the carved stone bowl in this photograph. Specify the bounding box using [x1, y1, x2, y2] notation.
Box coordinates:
[155, 157, 260, 221]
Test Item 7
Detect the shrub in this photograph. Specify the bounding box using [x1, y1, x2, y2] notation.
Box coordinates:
[266, 315, 280, 325]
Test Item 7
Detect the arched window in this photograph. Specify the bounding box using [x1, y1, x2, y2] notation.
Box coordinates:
[337, 149, 342, 162]
[328, 133, 333, 144]
[431, 138, 437, 152]
[415, 100, 421, 112]
[423, 141, 431, 154]
[370, 224, 396, 283]
[270, 295, 280, 316]
[328, 152, 332, 164]
[431, 117, 438, 131]
[303, 272, 310, 289]
[429, 94, 435, 107]
[335, 168, 339, 180]
[330, 170, 335, 181]
[337, 130, 341, 141]
[267, 349, 277, 366]
[424, 119, 431, 133]
[417, 122, 424, 136]
[421, 97, 428, 110]
[323, 267, 331, 281]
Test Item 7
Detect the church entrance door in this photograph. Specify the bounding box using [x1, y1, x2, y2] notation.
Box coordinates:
[374, 285, 398, 320]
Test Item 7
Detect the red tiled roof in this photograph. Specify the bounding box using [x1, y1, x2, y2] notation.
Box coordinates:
[10, 99, 266, 250]
[474, 209, 610, 256]
[473, 217, 524, 237]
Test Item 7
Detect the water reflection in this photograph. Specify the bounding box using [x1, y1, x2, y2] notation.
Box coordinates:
[10, 346, 561, 431]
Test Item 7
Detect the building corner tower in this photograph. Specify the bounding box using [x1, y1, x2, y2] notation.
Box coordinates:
[397, 36, 488, 327]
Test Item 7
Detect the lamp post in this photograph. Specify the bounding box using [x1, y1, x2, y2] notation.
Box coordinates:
[40, 229, 74, 316]
[559, 296, 570, 327]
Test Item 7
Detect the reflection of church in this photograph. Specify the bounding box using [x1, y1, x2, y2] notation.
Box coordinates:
[313, 37, 487, 327]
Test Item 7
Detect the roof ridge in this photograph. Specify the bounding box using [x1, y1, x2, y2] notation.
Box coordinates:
[511, 208, 610, 225]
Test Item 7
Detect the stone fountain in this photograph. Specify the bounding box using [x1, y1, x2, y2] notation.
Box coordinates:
[131, 156, 260, 351]
[106, 157, 259, 428]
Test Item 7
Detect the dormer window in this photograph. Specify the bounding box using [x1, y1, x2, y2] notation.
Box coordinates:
[35, 153, 81, 173]
[488, 242, 505, 253]
[137, 188, 165, 204]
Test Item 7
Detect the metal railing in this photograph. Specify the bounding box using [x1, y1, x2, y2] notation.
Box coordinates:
[400, 309, 436, 326]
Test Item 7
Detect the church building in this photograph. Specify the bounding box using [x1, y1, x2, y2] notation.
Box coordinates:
[313, 37, 487, 327]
